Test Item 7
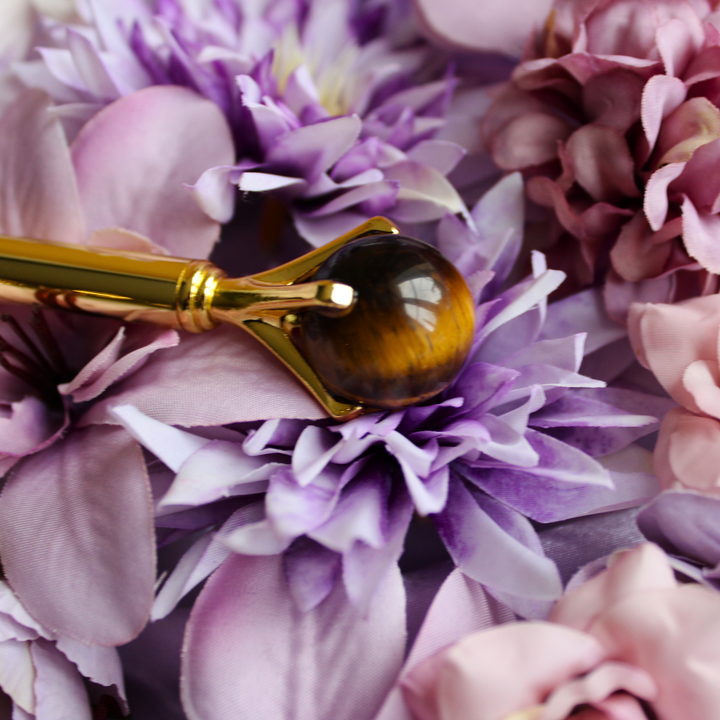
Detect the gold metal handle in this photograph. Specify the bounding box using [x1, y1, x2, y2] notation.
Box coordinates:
[0, 217, 402, 420]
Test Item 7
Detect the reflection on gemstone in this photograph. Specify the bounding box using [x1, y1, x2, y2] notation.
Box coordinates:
[299, 234, 476, 409]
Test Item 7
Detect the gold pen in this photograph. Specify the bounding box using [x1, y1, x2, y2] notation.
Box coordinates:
[0, 217, 476, 420]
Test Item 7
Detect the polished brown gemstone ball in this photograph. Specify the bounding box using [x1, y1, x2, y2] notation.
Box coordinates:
[300, 234, 476, 409]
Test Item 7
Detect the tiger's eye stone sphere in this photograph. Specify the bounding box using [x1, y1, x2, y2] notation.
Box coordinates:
[300, 234, 476, 409]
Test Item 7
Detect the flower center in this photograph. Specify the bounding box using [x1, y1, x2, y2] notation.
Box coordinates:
[0, 309, 72, 407]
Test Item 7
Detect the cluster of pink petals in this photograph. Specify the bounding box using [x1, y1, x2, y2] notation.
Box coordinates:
[629, 292, 720, 495]
[479, 0, 720, 321]
[398, 543, 720, 720]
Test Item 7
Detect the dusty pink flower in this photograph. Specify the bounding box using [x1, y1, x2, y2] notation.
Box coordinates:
[628, 292, 720, 495]
[0, 84, 236, 648]
[481, 0, 720, 321]
[401, 543, 720, 720]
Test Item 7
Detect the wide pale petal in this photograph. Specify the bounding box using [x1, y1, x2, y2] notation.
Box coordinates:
[71, 85, 235, 258]
[0, 426, 155, 646]
[180, 554, 405, 720]
[0, 90, 84, 244]
[81, 326, 325, 427]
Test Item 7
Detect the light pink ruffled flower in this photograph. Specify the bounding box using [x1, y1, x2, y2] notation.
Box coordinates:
[401, 543, 720, 720]
[628, 293, 720, 495]
[480, 0, 720, 321]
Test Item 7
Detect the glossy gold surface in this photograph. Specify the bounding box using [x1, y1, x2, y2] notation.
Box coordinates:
[0, 218, 474, 419]
[0, 217, 400, 419]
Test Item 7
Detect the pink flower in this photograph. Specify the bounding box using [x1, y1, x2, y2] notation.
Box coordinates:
[480, 0, 720, 321]
[401, 543, 720, 720]
[628, 293, 720, 495]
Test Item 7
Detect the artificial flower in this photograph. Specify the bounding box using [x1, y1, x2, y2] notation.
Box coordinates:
[0, 83, 235, 647]
[0, 579, 125, 719]
[111, 174, 664, 647]
[401, 543, 720, 720]
[628, 293, 720, 494]
[479, 0, 720, 321]
[15, 0, 469, 248]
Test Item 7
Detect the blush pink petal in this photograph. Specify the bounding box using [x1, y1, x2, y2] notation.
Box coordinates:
[656, 18, 698, 77]
[610, 211, 673, 282]
[590, 584, 720, 720]
[643, 162, 685, 231]
[403, 623, 605, 720]
[582, 70, 645, 134]
[627, 293, 720, 410]
[673, 137, 720, 215]
[71, 85, 235, 258]
[652, 406, 684, 489]
[683, 359, 720, 417]
[541, 661, 656, 720]
[0, 89, 85, 244]
[490, 112, 574, 171]
[655, 97, 720, 166]
[412, 0, 554, 55]
[180, 554, 405, 720]
[665, 411, 720, 492]
[80, 325, 325, 427]
[640, 75, 686, 154]
[565, 125, 640, 204]
[0, 426, 155, 646]
[550, 543, 677, 632]
[681, 194, 720, 272]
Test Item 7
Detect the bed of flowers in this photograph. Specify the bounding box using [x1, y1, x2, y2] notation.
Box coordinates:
[1, 0, 720, 718]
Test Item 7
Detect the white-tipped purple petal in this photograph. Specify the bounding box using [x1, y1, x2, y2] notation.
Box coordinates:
[153, 503, 264, 621]
[71, 85, 235, 258]
[434, 479, 562, 601]
[342, 489, 414, 614]
[161, 441, 276, 508]
[0, 426, 155, 646]
[384, 160, 465, 222]
[406, 140, 465, 175]
[187, 166, 238, 223]
[31, 639, 92, 720]
[180, 554, 405, 720]
[110, 405, 211, 472]
[540, 288, 627, 355]
[0, 89, 84, 244]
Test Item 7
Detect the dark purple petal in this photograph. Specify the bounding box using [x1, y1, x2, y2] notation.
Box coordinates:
[283, 537, 342, 612]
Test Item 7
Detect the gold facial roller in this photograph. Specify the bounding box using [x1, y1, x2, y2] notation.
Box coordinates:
[0, 217, 476, 420]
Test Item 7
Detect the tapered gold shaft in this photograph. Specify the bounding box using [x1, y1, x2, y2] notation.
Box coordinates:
[0, 235, 354, 332]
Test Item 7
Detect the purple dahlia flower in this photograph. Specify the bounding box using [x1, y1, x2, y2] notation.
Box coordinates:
[15, 0, 469, 247]
[111, 174, 667, 624]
